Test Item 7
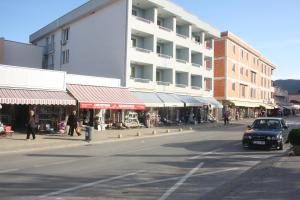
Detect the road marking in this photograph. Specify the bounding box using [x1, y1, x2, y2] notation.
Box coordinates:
[39, 171, 143, 198]
[189, 148, 223, 160]
[158, 162, 204, 200]
[0, 168, 19, 174]
[122, 167, 239, 188]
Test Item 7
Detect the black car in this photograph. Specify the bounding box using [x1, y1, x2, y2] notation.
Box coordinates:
[242, 118, 289, 150]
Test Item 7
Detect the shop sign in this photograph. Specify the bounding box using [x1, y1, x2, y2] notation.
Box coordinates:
[80, 102, 145, 110]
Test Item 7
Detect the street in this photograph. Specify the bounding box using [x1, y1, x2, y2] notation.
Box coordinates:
[0, 119, 299, 200]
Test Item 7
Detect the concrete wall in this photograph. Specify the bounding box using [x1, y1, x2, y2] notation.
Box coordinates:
[34, 0, 127, 84]
[2, 40, 43, 68]
[66, 74, 120, 87]
[0, 64, 66, 91]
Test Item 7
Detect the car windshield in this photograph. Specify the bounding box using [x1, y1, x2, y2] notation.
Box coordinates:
[252, 119, 281, 130]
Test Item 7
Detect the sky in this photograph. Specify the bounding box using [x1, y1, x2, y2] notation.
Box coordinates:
[0, 0, 299, 80]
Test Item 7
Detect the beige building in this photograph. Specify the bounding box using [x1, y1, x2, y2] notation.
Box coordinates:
[214, 31, 276, 118]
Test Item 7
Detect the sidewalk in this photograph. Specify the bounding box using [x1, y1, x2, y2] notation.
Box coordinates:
[0, 120, 245, 155]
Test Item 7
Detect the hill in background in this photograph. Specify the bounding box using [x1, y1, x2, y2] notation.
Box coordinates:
[274, 79, 300, 94]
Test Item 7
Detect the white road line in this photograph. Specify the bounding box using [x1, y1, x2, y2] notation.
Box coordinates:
[122, 168, 239, 188]
[189, 148, 223, 160]
[158, 162, 204, 200]
[39, 171, 143, 198]
[0, 168, 19, 174]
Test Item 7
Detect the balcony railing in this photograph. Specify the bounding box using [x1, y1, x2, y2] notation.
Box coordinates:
[191, 86, 201, 90]
[158, 53, 172, 59]
[192, 38, 202, 45]
[176, 84, 188, 88]
[192, 63, 201, 67]
[158, 25, 172, 32]
[157, 81, 171, 86]
[134, 47, 152, 53]
[176, 59, 188, 64]
[133, 78, 151, 83]
[134, 16, 152, 24]
[176, 33, 188, 39]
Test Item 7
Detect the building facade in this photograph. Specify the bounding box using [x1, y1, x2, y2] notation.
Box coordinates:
[214, 31, 276, 119]
[0, 38, 43, 68]
[29, 0, 222, 123]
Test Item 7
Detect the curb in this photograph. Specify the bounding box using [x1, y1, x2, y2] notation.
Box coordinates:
[0, 129, 194, 155]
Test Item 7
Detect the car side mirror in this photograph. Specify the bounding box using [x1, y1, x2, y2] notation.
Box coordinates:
[283, 125, 288, 129]
[247, 125, 252, 130]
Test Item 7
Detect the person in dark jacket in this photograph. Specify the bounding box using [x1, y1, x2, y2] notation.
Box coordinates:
[67, 110, 78, 136]
[26, 110, 37, 140]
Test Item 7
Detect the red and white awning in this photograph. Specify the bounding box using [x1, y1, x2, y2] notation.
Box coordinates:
[67, 84, 145, 110]
[0, 88, 76, 105]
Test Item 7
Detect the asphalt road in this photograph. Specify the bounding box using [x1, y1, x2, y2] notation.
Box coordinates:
[0, 119, 299, 200]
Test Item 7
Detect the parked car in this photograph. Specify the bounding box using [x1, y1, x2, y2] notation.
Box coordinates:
[242, 118, 289, 150]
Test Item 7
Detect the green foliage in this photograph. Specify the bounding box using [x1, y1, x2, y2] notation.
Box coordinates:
[288, 129, 300, 146]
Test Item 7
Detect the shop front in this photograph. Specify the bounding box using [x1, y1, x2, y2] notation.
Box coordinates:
[0, 88, 76, 131]
[0, 65, 76, 132]
[67, 84, 145, 130]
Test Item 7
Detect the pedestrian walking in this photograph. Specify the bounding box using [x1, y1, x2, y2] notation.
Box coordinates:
[223, 111, 230, 126]
[67, 110, 78, 136]
[26, 110, 37, 140]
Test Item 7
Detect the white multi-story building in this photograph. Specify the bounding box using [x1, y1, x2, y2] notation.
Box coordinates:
[29, 0, 223, 124]
[30, 0, 219, 97]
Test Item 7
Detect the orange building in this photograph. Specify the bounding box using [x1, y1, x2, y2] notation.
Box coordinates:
[214, 31, 276, 119]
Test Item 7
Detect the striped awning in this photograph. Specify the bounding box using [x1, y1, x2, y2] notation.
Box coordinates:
[67, 84, 145, 110]
[0, 88, 76, 105]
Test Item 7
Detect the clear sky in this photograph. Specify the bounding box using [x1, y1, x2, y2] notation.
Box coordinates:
[1, 0, 299, 80]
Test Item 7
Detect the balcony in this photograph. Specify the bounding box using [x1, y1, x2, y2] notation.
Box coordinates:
[204, 57, 213, 71]
[191, 75, 202, 90]
[204, 78, 212, 91]
[175, 71, 189, 88]
[130, 63, 153, 84]
[131, 31, 154, 54]
[157, 10, 174, 32]
[176, 45, 189, 64]
[191, 51, 203, 67]
[157, 38, 173, 59]
[191, 31, 203, 45]
[44, 42, 55, 54]
[176, 20, 190, 39]
[204, 35, 214, 50]
[131, 2, 155, 24]
[156, 68, 172, 86]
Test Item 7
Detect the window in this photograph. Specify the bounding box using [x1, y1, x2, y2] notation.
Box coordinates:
[233, 45, 236, 54]
[132, 9, 137, 16]
[261, 91, 263, 99]
[240, 67, 244, 75]
[261, 64, 263, 73]
[62, 27, 70, 42]
[250, 88, 256, 98]
[232, 83, 236, 91]
[131, 38, 137, 47]
[246, 53, 249, 60]
[251, 71, 256, 83]
[156, 71, 162, 81]
[246, 69, 248, 77]
[62, 49, 69, 64]
[241, 49, 244, 58]
[194, 35, 201, 43]
[131, 66, 136, 78]
[232, 63, 236, 72]
[240, 84, 246, 97]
